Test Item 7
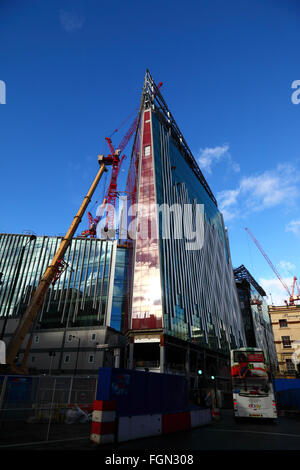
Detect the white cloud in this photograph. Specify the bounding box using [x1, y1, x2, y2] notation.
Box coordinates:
[277, 260, 296, 275]
[59, 10, 85, 32]
[240, 164, 298, 209]
[259, 277, 294, 306]
[286, 219, 300, 236]
[217, 188, 239, 209]
[197, 144, 240, 174]
[218, 163, 300, 221]
[231, 161, 241, 173]
[217, 189, 240, 221]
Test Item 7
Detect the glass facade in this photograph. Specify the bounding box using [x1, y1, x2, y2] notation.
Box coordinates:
[236, 283, 257, 347]
[110, 246, 128, 331]
[0, 234, 128, 332]
[125, 97, 246, 355]
[152, 111, 229, 260]
[251, 299, 277, 368]
[152, 107, 244, 352]
[234, 265, 277, 369]
[130, 109, 163, 330]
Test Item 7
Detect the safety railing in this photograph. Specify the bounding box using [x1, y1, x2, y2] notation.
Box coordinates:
[0, 375, 97, 448]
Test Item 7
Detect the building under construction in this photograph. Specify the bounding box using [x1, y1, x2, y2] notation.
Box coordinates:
[121, 70, 246, 393]
[234, 264, 278, 372]
[0, 71, 249, 393]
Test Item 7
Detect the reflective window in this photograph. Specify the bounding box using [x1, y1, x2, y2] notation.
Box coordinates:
[149, 111, 238, 349]
[130, 110, 163, 330]
[0, 235, 128, 334]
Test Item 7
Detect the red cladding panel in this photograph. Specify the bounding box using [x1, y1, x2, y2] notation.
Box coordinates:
[162, 412, 191, 434]
[91, 421, 116, 435]
[132, 316, 162, 330]
[93, 400, 116, 411]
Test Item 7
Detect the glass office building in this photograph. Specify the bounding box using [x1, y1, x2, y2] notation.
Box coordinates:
[234, 264, 278, 371]
[0, 234, 128, 333]
[124, 71, 246, 382]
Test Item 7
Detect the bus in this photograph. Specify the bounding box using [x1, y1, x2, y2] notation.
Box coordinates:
[230, 347, 277, 421]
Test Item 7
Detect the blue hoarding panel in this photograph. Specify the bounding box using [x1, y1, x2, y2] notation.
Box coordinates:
[276, 389, 300, 411]
[7, 376, 33, 403]
[96, 367, 113, 400]
[273, 379, 300, 392]
[146, 372, 162, 413]
[96, 368, 189, 416]
[273, 379, 300, 411]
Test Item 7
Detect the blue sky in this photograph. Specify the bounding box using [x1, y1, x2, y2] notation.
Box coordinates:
[1, 0, 300, 305]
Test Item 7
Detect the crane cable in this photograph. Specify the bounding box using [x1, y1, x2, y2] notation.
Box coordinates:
[108, 106, 139, 139]
[86, 106, 140, 233]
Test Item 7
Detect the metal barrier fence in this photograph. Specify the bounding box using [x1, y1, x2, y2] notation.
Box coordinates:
[0, 375, 97, 448]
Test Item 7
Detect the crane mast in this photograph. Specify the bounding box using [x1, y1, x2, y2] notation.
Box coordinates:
[81, 81, 163, 239]
[245, 227, 300, 305]
[80, 119, 137, 238]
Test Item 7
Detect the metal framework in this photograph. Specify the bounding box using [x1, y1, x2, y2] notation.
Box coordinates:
[234, 264, 266, 297]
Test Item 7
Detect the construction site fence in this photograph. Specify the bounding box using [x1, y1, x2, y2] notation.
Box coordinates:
[0, 374, 98, 448]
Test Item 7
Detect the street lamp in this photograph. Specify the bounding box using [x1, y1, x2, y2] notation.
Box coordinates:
[72, 335, 81, 376]
[211, 375, 218, 408]
[0, 235, 36, 339]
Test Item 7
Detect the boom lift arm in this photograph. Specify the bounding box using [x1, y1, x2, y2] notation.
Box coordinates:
[5, 156, 108, 373]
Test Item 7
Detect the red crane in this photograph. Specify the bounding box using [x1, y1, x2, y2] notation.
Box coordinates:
[81, 81, 163, 238]
[245, 227, 300, 305]
[80, 115, 139, 238]
[103, 138, 127, 231]
[292, 276, 300, 298]
[81, 211, 100, 238]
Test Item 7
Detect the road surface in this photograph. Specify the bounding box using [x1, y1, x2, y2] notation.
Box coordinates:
[2, 409, 300, 457]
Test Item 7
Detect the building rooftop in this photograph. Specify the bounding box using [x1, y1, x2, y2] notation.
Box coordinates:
[141, 69, 218, 206]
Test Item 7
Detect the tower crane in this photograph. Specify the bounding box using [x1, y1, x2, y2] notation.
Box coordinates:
[245, 227, 300, 306]
[80, 126, 134, 238]
[81, 81, 163, 238]
[292, 276, 300, 299]
[81, 211, 99, 238]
